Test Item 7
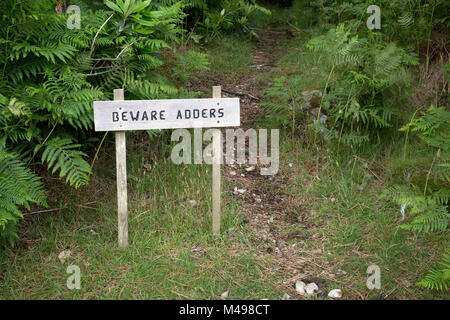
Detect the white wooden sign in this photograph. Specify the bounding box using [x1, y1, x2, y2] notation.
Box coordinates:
[93, 98, 240, 132]
[94, 87, 238, 247]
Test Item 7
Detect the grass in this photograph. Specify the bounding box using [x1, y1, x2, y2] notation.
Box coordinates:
[275, 136, 449, 299]
[0, 133, 284, 299]
[206, 34, 254, 78]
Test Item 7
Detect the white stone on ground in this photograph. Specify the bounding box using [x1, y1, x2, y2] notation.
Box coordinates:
[328, 289, 342, 299]
[221, 291, 229, 300]
[295, 281, 306, 295]
[305, 283, 319, 295]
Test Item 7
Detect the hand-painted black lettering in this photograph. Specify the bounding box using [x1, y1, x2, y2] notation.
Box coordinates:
[130, 111, 140, 121]
[193, 109, 199, 119]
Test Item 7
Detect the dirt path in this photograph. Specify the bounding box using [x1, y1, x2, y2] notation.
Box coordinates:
[216, 30, 332, 297]
[186, 29, 334, 298]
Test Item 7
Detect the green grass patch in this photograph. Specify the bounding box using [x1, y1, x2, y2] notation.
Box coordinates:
[205, 35, 254, 78]
[277, 134, 449, 299]
[0, 134, 284, 299]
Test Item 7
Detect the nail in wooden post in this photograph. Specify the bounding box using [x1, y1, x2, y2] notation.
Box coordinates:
[212, 86, 222, 235]
[114, 89, 128, 247]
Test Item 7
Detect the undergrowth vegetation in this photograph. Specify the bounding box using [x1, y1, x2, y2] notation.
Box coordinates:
[0, 0, 187, 245]
[0, 0, 265, 246]
[260, 0, 448, 292]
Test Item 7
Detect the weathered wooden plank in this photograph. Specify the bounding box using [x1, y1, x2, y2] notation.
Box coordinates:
[212, 86, 222, 235]
[94, 98, 240, 132]
[114, 89, 128, 248]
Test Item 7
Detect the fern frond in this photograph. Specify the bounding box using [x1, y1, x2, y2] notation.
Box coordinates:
[0, 148, 46, 234]
[416, 251, 450, 291]
[399, 204, 449, 233]
[39, 138, 91, 189]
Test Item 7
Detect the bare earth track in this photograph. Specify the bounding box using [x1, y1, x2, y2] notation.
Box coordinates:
[190, 30, 340, 298]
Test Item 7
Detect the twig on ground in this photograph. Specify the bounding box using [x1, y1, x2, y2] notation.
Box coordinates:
[24, 207, 66, 216]
[248, 63, 275, 68]
[24, 201, 97, 216]
[222, 88, 260, 101]
[353, 155, 383, 181]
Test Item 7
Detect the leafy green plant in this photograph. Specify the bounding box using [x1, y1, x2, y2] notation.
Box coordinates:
[0, 0, 184, 244]
[400, 105, 450, 153]
[261, 23, 418, 150]
[384, 105, 449, 291]
[384, 185, 449, 233]
[309, 26, 418, 149]
[310, 0, 448, 48]
[172, 50, 210, 84]
[260, 76, 305, 136]
[416, 250, 450, 291]
[39, 137, 92, 189]
[386, 106, 449, 231]
[0, 148, 47, 246]
[181, 0, 270, 43]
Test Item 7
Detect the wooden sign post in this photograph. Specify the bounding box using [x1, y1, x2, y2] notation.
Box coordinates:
[94, 87, 239, 247]
[212, 86, 221, 236]
[113, 89, 128, 248]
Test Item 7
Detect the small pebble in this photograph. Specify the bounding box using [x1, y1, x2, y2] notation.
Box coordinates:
[58, 250, 71, 264]
[221, 291, 229, 300]
[328, 289, 342, 299]
[233, 187, 246, 195]
[295, 281, 306, 295]
[305, 283, 319, 295]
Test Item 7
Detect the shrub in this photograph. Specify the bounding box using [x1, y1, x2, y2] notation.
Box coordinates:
[0, 0, 183, 244]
